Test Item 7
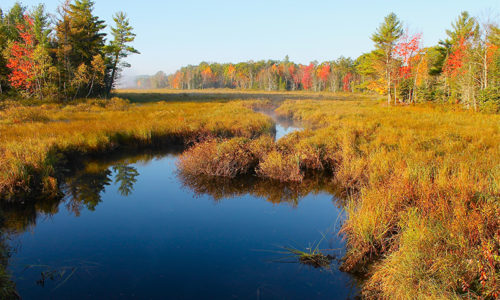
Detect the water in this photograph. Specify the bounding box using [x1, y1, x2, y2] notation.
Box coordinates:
[2, 117, 359, 299]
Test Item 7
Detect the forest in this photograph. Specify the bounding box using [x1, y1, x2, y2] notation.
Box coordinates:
[0, 1, 138, 101]
[136, 12, 500, 112]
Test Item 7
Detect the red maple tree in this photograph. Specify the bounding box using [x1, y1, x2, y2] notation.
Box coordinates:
[393, 32, 422, 78]
[343, 72, 353, 92]
[443, 37, 467, 78]
[6, 15, 37, 94]
[300, 63, 314, 90]
[317, 64, 330, 84]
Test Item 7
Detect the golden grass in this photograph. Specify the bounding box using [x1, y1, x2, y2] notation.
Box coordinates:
[1, 90, 498, 298]
[115, 88, 375, 103]
[0, 99, 273, 199]
[176, 97, 499, 298]
[274, 100, 500, 299]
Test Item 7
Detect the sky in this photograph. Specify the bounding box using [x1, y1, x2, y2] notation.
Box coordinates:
[2, 0, 499, 78]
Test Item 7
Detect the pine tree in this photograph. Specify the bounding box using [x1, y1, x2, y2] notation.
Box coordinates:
[105, 12, 139, 95]
[55, 0, 106, 98]
[371, 13, 403, 104]
[31, 4, 51, 49]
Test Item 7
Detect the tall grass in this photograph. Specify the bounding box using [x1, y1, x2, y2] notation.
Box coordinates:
[276, 100, 500, 299]
[178, 98, 500, 298]
[0, 99, 273, 199]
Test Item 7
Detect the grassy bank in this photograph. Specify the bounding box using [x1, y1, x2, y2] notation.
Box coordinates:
[178, 99, 500, 298]
[0, 98, 273, 200]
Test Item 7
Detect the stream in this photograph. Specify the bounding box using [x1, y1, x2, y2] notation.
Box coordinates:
[3, 114, 359, 299]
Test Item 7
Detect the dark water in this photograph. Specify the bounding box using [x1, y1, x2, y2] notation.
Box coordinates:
[3, 121, 359, 299]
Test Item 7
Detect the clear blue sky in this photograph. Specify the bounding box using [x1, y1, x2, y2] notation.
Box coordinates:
[2, 0, 499, 77]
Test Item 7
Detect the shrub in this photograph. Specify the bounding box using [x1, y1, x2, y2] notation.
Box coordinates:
[478, 86, 500, 113]
[257, 150, 303, 182]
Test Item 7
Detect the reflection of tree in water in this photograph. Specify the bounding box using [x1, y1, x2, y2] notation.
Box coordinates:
[62, 157, 143, 215]
[0, 209, 23, 299]
[0, 149, 183, 297]
[178, 172, 345, 207]
[112, 165, 139, 196]
[62, 164, 113, 216]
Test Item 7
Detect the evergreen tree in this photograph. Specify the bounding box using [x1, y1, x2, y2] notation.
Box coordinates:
[445, 11, 479, 44]
[3, 2, 26, 41]
[55, 0, 106, 98]
[105, 12, 139, 95]
[371, 13, 403, 104]
[31, 4, 51, 48]
[0, 9, 8, 94]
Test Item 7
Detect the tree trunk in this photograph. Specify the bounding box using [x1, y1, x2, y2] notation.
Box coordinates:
[387, 72, 391, 105]
[107, 52, 120, 96]
[394, 83, 397, 105]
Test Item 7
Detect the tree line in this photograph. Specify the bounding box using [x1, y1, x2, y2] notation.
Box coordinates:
[0, 1, 138, 100]
[158, 12, 499, 111]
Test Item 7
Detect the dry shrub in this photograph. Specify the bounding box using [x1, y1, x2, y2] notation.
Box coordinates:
[106, 97, 130, 111]
[177, 135, 275, 178]
[177, 138, 257, 178]
[257, 150, 303, 182]
[0, 105, 50, 123]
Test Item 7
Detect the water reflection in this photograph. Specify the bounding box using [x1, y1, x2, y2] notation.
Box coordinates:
[178, 172, 343, 207]
[0, 149, 357, 299]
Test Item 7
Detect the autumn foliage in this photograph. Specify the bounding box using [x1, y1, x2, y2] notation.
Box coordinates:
[6, 16, 36, 94]
[393, 32, 422, 78]
[443, 37, 467, 77]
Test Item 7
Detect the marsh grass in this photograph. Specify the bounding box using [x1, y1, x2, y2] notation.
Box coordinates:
[275, 100, 500, 299]
[114, 89, 375, 103]
[0, 99, 273, 199]
[271, 231, 339, 269]
[176, 96, 500, 299]
[2, 91, 499, 298]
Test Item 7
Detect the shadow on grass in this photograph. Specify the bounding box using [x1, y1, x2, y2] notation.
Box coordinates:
[115, 89, 373, 104]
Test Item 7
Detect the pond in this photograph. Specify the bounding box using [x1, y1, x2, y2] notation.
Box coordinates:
[3, 117, 359, 299]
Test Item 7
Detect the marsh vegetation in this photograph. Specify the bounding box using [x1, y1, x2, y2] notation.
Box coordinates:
[0, 89, 497, 298]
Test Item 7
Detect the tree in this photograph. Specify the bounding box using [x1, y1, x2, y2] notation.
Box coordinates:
[300, 63, 314, 90]
[55, 0, 106, 98]
[445, 11, 479, 45]
[0, 9, 8, 94]
[3, 2, 26, 41]
[443, 11, 479, 108]
[393, 32, 422, 102]
[5, 15, 36, 96]
[31, 4, 51, 49]
[151, 71, 168, 89]
[67, 0, 106, 67]
[105, 11, 139, 95]
[371, 13, 403, 104]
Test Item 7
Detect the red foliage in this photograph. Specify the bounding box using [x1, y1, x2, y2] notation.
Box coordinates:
[443, 37, 467, 78]
[393, 32, 422, 78]
[317, 64, 330, 83]
[300, 63, 314, 90]
[6, 15, 36, 93]
[172, 72, 183, 89]
[343, 72, 353, 92]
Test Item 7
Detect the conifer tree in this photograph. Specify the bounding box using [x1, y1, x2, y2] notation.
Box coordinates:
[371, 13, 403, 104]
[105, 12, 139, 95]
